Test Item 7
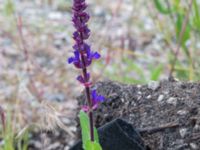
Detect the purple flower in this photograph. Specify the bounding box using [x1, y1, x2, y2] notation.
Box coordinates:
[68, 50, 83, 68]
[72, 0, 87, 12]
[73, 31, 82, 44]
[68, 48, 101, 69]
[76, 73, 92, 87]
[72, 12, 90, 29]
[73, 43, 90, 53]
[82, 90, 105, 112]
[68, 0, 105, 141]
[68, 0, 105, 113]
[68, 0, 101, 69]
[91, 90, 105, 107]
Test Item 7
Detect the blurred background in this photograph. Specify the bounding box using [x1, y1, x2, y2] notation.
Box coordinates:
[0, 0, 200, 149]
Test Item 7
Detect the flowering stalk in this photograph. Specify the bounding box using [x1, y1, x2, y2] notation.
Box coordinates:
[68, 0, 104, 142]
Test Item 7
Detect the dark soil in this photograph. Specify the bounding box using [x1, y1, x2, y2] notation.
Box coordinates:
[30, 79, 200, 150]
[78, 79, 200, 150]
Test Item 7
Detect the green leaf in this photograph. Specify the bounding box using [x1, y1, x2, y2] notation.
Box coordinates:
[153, 0, 172, 14]
[193, 0, 200, 30]
[150, 64, 163, 81]
[4, 0, 15, 16]
[3, 111, 14, 150]
[176, 13, 191, 48]
[172, 0, 181, 11]
[79, 111, 90, 149]
[79, 111, 102, 149]
[85, 141, 102, 150]
[174, 63, 189, 80]
[94, 127, 99, 143]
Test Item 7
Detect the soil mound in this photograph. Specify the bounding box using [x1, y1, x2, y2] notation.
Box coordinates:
[77, 79, 200, 150]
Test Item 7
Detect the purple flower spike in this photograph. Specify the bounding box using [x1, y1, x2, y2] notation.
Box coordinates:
[68, 0, 101, 69]
[91, 90, 105, 109]
[68, 0, 105, 141]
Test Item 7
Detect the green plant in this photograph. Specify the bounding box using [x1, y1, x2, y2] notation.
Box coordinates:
[79, 111, 102, 150]
[153, 0, 200, 81]
[0, 111, 29, 150]
[68, 0, 105, 149]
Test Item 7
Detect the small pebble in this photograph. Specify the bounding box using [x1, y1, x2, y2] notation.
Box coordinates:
[179, 128, 187, 138]
[194, 124, 200, 131]
[33, 141, 42, 148]
[69, 126, 76, 132]
[64, 146, 69, 150]
[60, 117, 71, 125]
[68, 140, 75, 146]
[146, 95, 151, 99]
[137, 95, 142, 100]
[47, 142, 60, 150]
[157, 95, 164, 102]
[177, 110, 187, 115]
[148, 81, 160, 91]
[189, 143, 198, 150]
[167, 97, 177, 106]
[163, 90, 169, 95]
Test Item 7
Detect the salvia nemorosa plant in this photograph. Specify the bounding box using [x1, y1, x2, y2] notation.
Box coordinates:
[68, 0, 104, 148]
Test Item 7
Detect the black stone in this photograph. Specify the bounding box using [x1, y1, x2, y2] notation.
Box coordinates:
[70, 118, 146, 150]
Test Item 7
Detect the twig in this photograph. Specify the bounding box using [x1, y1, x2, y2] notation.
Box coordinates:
[16, 14, 44, 103]
[139, 122, 180, 134]
[0, 106, 6, 132]
[169, 0, 194, 77]
[17, 15, 29, 63]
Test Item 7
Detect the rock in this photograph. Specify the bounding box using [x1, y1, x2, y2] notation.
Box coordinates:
[157, 94, 164, 102]
[179, 128, 187, 138]
[194, 124, 200, 131]
[146, 95, 151, 99]
[70, 119, 146, 150]
[189, 143, 198, 150]
[147, 81, 160, 91]
[177, 110, 187, 115]
[60, 117, 71, 125]
[47, 142, 61, 150]
[64, 146, 70, 150]
[167, 97, 177, 106]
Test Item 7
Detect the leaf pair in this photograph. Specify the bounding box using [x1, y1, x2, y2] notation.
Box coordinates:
[79, 111, 102, 150]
